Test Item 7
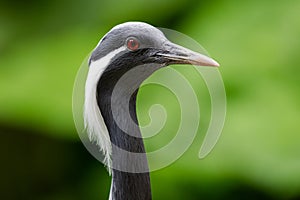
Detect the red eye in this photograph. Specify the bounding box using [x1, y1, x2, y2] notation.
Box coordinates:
[126, 38, 139, 51]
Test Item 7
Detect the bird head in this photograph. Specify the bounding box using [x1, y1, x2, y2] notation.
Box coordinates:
[89, 22, 219, 70]
[84, 22, 219, 173]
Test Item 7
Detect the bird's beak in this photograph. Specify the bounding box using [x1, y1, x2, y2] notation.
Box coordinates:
[156, 41, 220, 67]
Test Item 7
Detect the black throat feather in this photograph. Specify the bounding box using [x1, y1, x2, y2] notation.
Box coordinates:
[96, 49, 163, 200]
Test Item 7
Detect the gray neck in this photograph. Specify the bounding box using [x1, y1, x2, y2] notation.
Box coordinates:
[109, 90, 151, 200]
[97, 61, 161, 200]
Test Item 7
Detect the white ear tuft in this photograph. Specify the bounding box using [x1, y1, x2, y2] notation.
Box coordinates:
[84, 46, 126, 174]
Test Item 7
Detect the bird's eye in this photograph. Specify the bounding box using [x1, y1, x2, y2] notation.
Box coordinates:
[126, 38, 139, 51]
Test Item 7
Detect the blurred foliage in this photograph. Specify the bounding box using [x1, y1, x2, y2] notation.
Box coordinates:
[1, 0, 300, 199]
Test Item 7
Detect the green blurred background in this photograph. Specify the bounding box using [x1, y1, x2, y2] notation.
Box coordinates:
[1, 0, 300, 199]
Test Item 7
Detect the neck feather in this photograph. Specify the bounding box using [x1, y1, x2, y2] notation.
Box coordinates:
[100, 89, 151, 200]
[97, 60, 160, 200]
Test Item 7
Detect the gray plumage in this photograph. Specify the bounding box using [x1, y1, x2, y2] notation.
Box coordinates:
[84, 22, 219, 200]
